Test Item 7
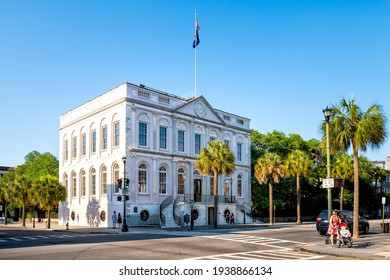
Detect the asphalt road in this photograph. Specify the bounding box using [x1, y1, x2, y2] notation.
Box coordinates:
[0, 223, 332, 260]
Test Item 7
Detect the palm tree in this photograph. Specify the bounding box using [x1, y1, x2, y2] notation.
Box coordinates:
[327, 98, 387, 238]
[285, 150, 312, 224]
[332, 153, 354, 210]
[371, 165, 387, 194]
[33, 175, 67, 229]
[254, 151, 285, 225]
[195, 140, 235, 228]
[14, 165, 31, 227]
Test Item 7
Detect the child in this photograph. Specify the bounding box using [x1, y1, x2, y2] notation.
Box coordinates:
[339, 223, 351, 238]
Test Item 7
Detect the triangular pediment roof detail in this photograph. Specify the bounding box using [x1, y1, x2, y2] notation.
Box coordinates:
[174, 95, 225, 125]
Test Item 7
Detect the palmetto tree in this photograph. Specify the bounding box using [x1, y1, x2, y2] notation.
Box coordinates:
[33, 175, 67, 229]
[327, 98, 387, 238]
[371, 165, 387, 194]
[332, 153, 354, 210]
[195, 141, 235, 228]
[254, 151, 285, 225]
[285, 150, 312, 224]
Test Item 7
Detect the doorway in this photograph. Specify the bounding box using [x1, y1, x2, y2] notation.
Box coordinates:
[208, 207, 215, 225]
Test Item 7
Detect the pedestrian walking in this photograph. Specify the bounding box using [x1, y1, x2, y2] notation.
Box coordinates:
[327, 210, 341, 246]
[112, 211, 117, 229]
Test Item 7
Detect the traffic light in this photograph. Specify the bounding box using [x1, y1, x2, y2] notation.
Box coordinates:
[125, 178, 130, 189]
[125, 195, 129, 201]
[117, 178, 123, 189]
[311, 148, 322, 166]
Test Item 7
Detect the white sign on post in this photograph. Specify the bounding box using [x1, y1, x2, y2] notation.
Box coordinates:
[322, 178, 334, 188]
[382, 197, 386, 205]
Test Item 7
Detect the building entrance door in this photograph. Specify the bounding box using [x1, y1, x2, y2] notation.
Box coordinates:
[208, 207, 214, 225]
[194, 179, 202, 202]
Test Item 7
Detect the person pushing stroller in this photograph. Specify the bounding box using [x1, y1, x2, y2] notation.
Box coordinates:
[337, 222, 353, 248]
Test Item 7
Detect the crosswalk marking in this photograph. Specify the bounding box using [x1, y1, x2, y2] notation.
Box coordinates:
[188, 249, 324, 260]
[0, 233, 115, 244]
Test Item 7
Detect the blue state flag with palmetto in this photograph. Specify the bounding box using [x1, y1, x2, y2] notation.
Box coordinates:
[192, 19, 200, 48]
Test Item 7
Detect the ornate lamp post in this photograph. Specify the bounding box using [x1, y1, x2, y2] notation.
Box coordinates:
[122, 156, 129, 232]
[323, 107, 332, 242]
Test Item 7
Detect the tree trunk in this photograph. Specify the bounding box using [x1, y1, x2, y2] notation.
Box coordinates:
[296, 175, 301, 224]
[213, 171, 218, 229]
[353, 147, 360, 239]
[4, 202, 8, 225]
[22, 202, 26, 227]
[47, 209, 51, 229]
[340, 179, 345, 210]
[269, 182, 273, 225]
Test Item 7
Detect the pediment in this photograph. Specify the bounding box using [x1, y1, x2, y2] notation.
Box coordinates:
[174, 96, 225, 125]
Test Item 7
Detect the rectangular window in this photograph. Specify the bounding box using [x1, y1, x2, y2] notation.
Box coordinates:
[159, 126, 167, 150]
[178, 130, 185, 152]
[139, 170, 147, 193]
[72, 175, 76, 198]
[64, 140, 69, 161]
[91, 130, 97, 154]
[102, 170, 107, 195]
[91, 173, 96, 196]
[72, 136, 77, 158]
[82, 134, 86, 156]
[195, 134, 201, 155]
[237, 143, 242, 162]
[102, 126, 108, 150]
[114, 121, 120, 147]
[81, 173, 86, 197]
[139, 122, 148, 147]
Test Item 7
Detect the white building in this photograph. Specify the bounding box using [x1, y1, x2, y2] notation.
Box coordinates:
[58, 83, 251, 228]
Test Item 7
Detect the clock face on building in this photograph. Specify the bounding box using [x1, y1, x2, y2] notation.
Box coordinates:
[194, 101, 207, 117]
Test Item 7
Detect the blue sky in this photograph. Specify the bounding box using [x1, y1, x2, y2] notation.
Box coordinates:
[1, 0, 390, 167]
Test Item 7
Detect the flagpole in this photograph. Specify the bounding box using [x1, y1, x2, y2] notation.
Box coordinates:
[194, 9, 197, 98]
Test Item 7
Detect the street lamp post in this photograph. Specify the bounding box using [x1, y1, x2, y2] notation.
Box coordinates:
[122, 156, 129, 232]
[323, 107, 332, 243]
[243, 202, 247, 224]
[189, 199, 195, 230]
[230, 178, 233, 203]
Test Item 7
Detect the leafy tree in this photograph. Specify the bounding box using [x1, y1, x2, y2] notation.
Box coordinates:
[0, 168, 15, 225]
[195, 141, 235, 228]
[33, 175, 67, 229]
[332, 153, 354, 210]
[285, 150, 312, 223]
[254, 152, 285, 225]
[327, 98, 387, 238]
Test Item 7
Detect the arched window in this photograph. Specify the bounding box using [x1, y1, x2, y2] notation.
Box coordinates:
[113, 163, 120, 194]
[63, 173, 68, 192]
[159, 166, 167, 194]
[237, 174, 243, 197]
[80, 170, 86, 197]
[138, 164, 147, 193]
[101, 166, 107, 195]
[91, 168, 96, 196]
[178, 168, 185, 195]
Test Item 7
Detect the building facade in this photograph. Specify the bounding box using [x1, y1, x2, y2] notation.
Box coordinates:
[58, 83, 251, 227]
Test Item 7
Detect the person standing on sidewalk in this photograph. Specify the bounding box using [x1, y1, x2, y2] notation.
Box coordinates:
[117, 213, 122, 229]
[327, 210, 341, 246]
[112, 211, 117, 229]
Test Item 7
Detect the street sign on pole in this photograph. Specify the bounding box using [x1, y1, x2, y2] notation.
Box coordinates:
[382, 197, 386, 205]
[322, 178, 334, 189]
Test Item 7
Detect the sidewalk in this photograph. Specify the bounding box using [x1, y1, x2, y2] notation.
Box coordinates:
[300, 233, 390, 260]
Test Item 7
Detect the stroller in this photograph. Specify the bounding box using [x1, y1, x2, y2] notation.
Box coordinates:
[336, 222, 353, 248]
